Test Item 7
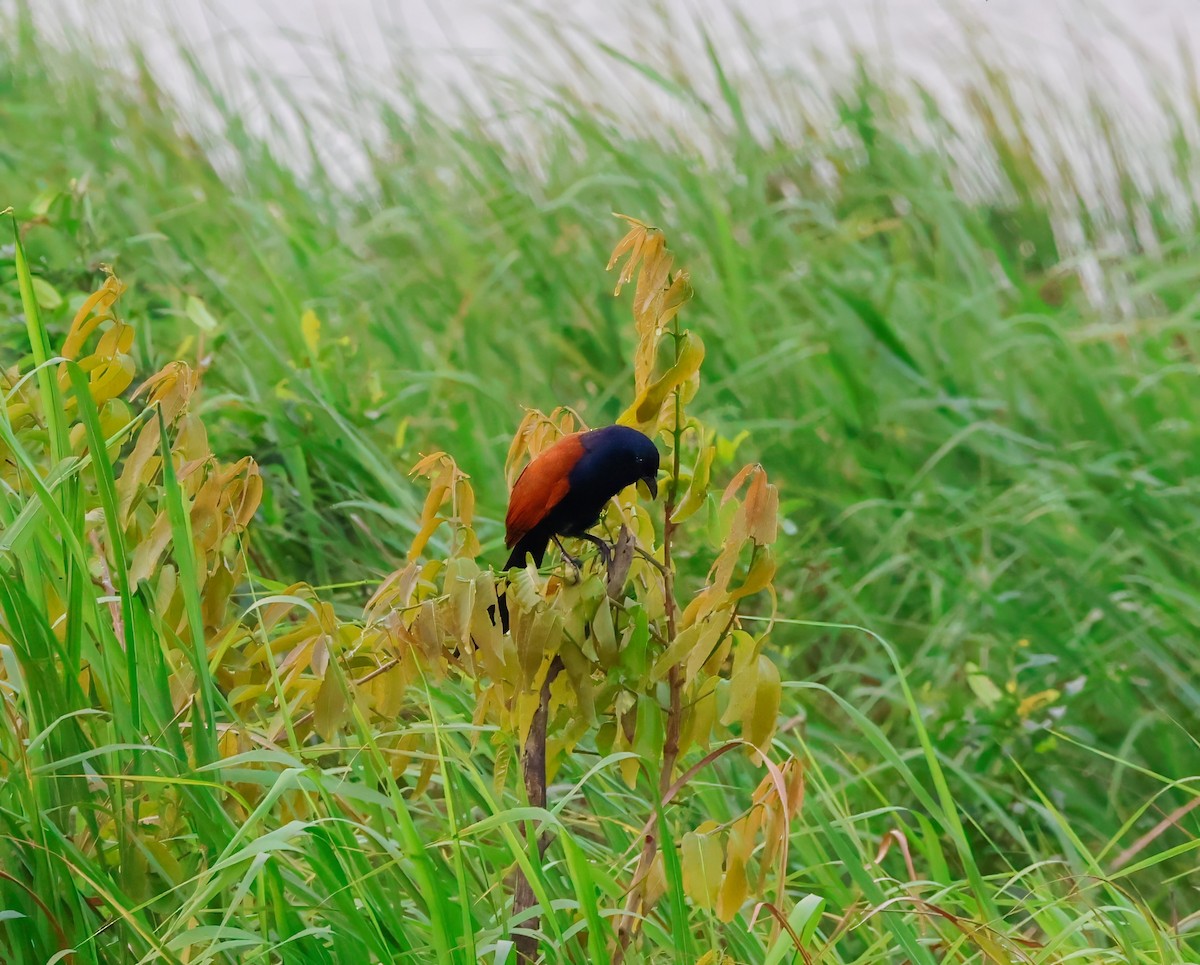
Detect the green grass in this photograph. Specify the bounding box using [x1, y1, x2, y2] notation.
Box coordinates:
[2, 0, 1200, 961]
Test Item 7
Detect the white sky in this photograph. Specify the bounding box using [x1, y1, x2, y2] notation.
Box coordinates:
[22, 0, 1200, 195]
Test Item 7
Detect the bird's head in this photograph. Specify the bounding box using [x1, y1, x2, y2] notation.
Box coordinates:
[592, 425, 660, 500]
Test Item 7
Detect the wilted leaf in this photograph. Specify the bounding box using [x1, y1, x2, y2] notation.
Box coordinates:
[493, 737, 512, 798]
[364, 661, 407, 719]
[606, 524, 636, 598]
[413, 757, 437, 798]
[716, 844, 748, 922]
[643, 852, 668, 911]
[313, 670, 348, 739]
[744, 471, 779, 546]
[365, 563, 421, 620]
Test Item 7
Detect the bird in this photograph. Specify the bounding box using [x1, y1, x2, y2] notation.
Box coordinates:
[495, 424, 660, 632]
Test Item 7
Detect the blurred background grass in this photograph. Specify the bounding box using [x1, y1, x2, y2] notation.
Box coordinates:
[3, 0, 1200, 959]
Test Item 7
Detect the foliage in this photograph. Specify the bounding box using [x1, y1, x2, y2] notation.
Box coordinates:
[2, 2, 1200, 962]
[0, 214, 795, 963]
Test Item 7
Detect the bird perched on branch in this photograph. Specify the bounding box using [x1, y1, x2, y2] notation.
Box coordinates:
[496, 424, 660, 631]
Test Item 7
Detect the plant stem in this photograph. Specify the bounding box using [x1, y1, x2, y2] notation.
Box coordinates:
[615, 311, 687, 961]
[513, 658, 560, 963]
[659, 320, 685, 798]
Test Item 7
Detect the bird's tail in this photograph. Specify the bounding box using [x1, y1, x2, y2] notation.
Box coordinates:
[495, 536, 547, 633]
[495, 591, 510, 634]
[503, 538, 545, 573]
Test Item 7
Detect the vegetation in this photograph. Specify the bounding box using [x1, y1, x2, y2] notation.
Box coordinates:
[2, 2, 1199, 962]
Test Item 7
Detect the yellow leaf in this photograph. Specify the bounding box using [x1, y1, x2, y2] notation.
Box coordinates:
[716, 846, 748, 922]
[558, 639, 596, 720]
[520, 610, 563, 690]
[365, 661, 407, 719]
[606, 216, 649, 292]
[619, 332, 705, 430]
[643, 852, 667, 911]
[746, 655, 781, 750]
[301, 309, 321, 355]
[516, 689, 542, 749]
[694, 624, 733, 681]
[657, 270, 693, 330]
[313, 671, 347, 739]
[406, 513, 443, 564]
[413, 599, 443, 664]
[679, 676, 718, 755]
[61, 273, 126, 360]
[129, 513, 174, 585]
[413, 756, 436, 797]
[671, 444, 715, 524]
[681, 831, 724, 911]
[493, 738, 511, 798]
[1017, 688, 1060, 718]
[592, 597, 617, 666]
[720, 632, 759, 727]
[470, 574, 510, 680]
[655, 615, 725, 685]
[446, 556, 478, 648]
[744, 468, 779, 545]
[728, 548, 776, 602]
[650, 621, 702, 681]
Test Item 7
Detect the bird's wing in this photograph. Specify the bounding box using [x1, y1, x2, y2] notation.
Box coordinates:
[504, 431, 585, 548]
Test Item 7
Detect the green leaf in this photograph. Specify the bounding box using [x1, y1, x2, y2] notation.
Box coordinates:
[30, 275, 63, 310]
[633, 693, 664, 766]
[186, 294, 219, 332]
[965, 662, 1003, 709]
[763, 893, 826, 965]
[619, 604, 650, 680]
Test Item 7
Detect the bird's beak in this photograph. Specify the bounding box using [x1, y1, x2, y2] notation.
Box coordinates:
[640, 474, 659, 500]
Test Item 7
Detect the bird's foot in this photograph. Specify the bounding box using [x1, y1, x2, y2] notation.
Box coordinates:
[576, 532, 613, 569]
[552, 535, 584, 573]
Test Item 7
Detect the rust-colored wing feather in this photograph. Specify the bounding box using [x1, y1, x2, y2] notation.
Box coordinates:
[504, 432, 585, 548]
